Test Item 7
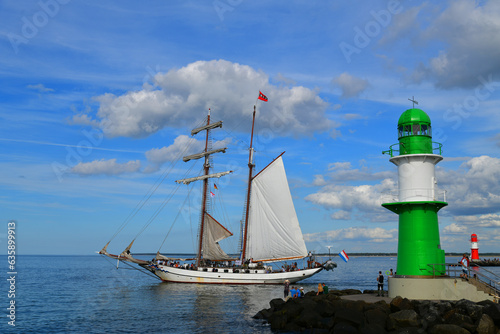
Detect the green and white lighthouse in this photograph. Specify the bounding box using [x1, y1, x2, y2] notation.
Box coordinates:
[382, 107, 447, 277]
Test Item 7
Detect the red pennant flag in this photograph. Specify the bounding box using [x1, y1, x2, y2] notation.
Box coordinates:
[258, 91, 268, 102]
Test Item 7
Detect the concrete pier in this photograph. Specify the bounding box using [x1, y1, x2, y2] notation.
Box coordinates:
[389, 277, 496, 303]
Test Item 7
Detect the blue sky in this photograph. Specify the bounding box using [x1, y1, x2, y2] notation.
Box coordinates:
[1, 0, 500, 255]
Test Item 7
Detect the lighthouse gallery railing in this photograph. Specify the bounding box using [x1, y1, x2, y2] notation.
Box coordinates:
[381, 188, 447, 203]
[382, 141, 443, 158]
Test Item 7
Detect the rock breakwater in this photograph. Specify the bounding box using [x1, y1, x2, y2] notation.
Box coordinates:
[472, 259, 500, 267]
[253, 289, 500, 333]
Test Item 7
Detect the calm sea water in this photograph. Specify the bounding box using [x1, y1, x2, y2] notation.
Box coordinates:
[2, 255, 499, 333]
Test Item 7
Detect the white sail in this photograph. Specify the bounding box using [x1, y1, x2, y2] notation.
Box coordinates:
[245, 156, 308, 262]
[202, 213, 233, 260]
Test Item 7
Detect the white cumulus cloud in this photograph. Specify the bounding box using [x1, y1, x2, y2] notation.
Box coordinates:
[71, 159, 141, 176]
[304, 227, 397, 243]
[305, 178, 396, 217]
[454, 214, 500, 228]
[143, 135, 231, 173]
[331, 210, 351, 220]
[439, 155, 500, 215]
[442, 223, 466, 234]
[412, 0, 500, 88]
[306, 155, 500, 227]
[79, 60, 336, 139]
[332, 72, 369, 98]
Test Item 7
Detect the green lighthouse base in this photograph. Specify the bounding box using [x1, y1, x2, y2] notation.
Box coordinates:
[382, 201, 447, 277]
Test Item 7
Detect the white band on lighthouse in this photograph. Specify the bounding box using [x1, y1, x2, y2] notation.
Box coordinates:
[389, 154, 443, 202]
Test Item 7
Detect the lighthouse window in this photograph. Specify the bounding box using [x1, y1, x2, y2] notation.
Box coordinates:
[398, 126, 403, 138]
[404, 125, 411, 136]
[421, 125, 428, 135]
[412, 124, 420, 135]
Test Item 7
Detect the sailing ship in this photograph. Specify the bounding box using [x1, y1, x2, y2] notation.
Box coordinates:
[99, 104, 336, 284]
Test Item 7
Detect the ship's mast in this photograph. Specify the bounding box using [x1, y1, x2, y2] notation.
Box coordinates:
[175, 109, 231, 267]
[241, 105, 256, 261]
[196, 109, 211, 267]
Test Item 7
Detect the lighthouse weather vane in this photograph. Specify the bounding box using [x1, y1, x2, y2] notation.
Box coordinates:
[408, 96, 418, 108]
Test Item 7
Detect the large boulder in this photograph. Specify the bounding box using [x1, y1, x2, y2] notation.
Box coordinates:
[340, 299, 366, 313]
[365, 308, 388, 328]
[478, 300, 500, 326]
[252, 307, 273, 320]
[386, 309, 419, 331]
[282, 301, 304, 319]
[442, 309, 475, 332]
[341, 288, 363, 295]
[333, 307, 365, 328]
[269, 298, 285, 310]
[369, 300, 391, 314]
[429, 324, 471, 334]
[390, 296, 413, 312]
[328, 288, 363, 296]
[413, 299, 429, 313]
[476, 314, 496, 334]
[418, 303, 444, 331]
[363, 289, 378, 294]
[269, 313, 287, 330]
[325, 293, 341, 303]
[315, 299, 336, 317]
[293, 308, 323, 329]
[435, 300, 453, 315]
[455, 298, 484, 322]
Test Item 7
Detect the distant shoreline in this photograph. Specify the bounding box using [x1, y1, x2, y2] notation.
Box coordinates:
[3, 253, 500, 257]
[314, 253, 500, 257]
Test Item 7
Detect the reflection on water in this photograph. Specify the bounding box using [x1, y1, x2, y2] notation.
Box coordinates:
[150, 283, 277, 333]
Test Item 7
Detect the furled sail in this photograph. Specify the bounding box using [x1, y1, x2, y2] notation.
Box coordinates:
[202, 213, 233, 260]
[119, 240, 149, 264]
[155, 251, 194, 261]
[99, 242, 111, 256]
[245, 156, 308, 262]
[175, 170, 233, 185]
[183, 147, 227, 162]
[191, 120, 223, 136]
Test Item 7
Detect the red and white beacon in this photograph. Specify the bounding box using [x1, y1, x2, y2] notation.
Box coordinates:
[470, 234, 479, 262]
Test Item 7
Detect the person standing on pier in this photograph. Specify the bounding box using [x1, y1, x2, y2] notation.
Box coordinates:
[387, 268, 394, 295]
[377, 271, 384, 296]
[460, 253, 469, 279]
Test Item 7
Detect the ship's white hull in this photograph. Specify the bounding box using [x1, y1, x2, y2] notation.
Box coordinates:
[146, 265, 323, 284]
